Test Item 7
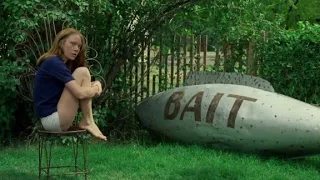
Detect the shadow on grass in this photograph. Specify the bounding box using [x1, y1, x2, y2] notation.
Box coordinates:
[282, 157, 320, 173]
[175, 167, 245, 180]
[108, 126, 320, 174]
[0, 170, 85, 180]
[0, 170, 37, 180]
[137, 136, 320, 173]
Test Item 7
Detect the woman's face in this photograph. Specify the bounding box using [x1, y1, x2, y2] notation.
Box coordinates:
[62, 34, 82, 61]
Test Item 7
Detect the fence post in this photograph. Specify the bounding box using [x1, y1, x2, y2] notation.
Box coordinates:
[152, 75, 156, 95]
[190, 35, 194, 71]
[146, 41, 151, 97]
[246, 40, 256, 76]
[164, 54, 168, 90]
[140, 41, 145, 100]
[215, 47, 220, 70]
[170, 35, 175, 88]
[176, 36, 181, 87]
[203, 35, 207, 71]
[197, 35, 201, 71]
[135, 54, 138, 105]
[183, 35, 187, 84]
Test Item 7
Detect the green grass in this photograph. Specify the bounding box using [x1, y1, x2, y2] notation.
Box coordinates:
[1, 141, 320, 180]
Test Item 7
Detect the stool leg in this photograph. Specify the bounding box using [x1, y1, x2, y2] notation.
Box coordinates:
[72, 138, 79, 176]
[82, 138, 88, 180]
[38, 137, 43, 180]
[44, 140, 53, 180]
[44, 140, 48, 179]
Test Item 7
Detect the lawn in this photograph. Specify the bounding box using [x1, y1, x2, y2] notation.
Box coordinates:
[1, 141, 320, 180]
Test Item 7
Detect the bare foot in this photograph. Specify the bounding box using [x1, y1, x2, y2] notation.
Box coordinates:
[78, 120, 107, 141]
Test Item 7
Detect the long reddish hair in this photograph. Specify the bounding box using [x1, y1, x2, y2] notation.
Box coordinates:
[36, 28, 87, 72]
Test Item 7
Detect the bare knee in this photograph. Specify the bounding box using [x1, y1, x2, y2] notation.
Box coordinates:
[72, 67, 91, 81]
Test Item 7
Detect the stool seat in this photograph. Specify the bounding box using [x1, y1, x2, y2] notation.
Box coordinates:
[37, 126, 87, 136]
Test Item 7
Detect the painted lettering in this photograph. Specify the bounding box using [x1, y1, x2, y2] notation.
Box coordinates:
[180, 91, 204, 121]
[164, 91, 258, 129]
[227, 94, 257, 128]
[164, 91, 184, 120]
[206, 93, 224, 123]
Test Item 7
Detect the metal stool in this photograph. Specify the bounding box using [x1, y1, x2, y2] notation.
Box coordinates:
[37, 126, 88, 179]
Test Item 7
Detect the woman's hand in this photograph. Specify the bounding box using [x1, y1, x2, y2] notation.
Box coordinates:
[91, 81, 102, 96]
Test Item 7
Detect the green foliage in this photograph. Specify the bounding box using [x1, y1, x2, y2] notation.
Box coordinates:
[0, 58, 27, 144]
[170, 1, 284, 41]
[258, 22, 320, 104]
[286, 0, 320, 29]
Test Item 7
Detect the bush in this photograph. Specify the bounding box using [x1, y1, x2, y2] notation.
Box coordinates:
[0, 59, 28, 144]
[258, 22, 320, 104]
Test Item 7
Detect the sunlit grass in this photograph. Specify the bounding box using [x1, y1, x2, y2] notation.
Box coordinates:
[1, 141, 320, 180]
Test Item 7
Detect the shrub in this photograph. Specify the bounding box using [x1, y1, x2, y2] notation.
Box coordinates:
[258, 22, 320, 104]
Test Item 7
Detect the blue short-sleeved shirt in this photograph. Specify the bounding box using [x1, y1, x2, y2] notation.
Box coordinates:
[33, 56, 75, 117]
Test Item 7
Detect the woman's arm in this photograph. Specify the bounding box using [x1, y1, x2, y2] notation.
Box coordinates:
[65, 80, 100, 99]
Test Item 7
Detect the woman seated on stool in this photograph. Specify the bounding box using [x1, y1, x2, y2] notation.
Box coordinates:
[33, 28, 107, 141]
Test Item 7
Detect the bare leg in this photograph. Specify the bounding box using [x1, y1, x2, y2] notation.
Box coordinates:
[57, 67, 107, 141]
[77, 70, 105, 139]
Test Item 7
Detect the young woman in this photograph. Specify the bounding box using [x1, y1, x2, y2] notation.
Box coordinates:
[33, 28, 107, 141]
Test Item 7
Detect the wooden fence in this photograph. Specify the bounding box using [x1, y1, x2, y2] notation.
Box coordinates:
[120, 35, 258, 105]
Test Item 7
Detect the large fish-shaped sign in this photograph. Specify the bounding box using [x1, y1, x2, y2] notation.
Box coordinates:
[136, 72, 320, 157]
